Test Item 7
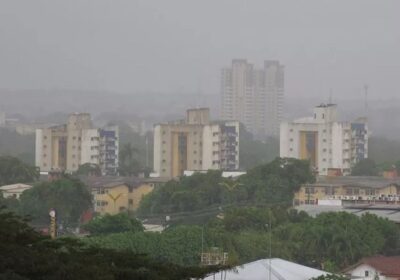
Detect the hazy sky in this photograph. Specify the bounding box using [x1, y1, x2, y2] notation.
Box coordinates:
[1, 0, 399, 99]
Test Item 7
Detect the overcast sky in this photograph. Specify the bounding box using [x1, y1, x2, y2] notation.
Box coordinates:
[1, 0, 399, 99]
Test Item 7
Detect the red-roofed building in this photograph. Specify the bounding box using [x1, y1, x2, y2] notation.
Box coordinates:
[344, 255, 400, 280]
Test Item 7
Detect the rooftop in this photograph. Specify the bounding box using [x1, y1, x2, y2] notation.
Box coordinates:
[306, 176, 400, 189]
[203, 258, 328, 280]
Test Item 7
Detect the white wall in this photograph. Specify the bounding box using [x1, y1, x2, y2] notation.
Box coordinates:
[349, 264, 390, 280]
[35, 129, 43, 168]
[81, 129, 100, 165]
[153, 125, 161, 175]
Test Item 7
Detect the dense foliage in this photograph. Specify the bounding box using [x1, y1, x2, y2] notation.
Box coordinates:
[0, 128, 35, 165]
[0, 208, 220, 280]
[138, 158, 314, 215]
[75, 163, 102, 176]
[239, 124, 279, 170]
[351, 158, 379, 176]
[82, 213, 144, 235]
[18, 177, 92, 227]
[0, 156, 38, 185]
[87, 208, 400, 272]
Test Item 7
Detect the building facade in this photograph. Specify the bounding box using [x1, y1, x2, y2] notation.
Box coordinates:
[293, 176, 400, 206]
[35, 113, 119, 175]
[221, 59, 284, 138]
[153, 108, 240, 178]
[280, 104, 368, 175]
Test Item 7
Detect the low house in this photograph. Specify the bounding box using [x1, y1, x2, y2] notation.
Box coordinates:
[0, 183, 32, 199]
[294, 176, 400, 206]
[202, 258, 329, 280]
[84, 176, 168, 215]
[343, 255, 400, 280]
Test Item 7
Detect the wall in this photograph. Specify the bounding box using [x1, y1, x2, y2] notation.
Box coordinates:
[349, 264, 390, 280]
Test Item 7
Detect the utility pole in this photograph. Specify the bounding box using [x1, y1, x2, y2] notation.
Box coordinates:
[49, 209, 57, 239]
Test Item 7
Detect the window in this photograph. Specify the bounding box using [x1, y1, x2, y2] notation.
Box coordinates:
[162, 150, 166, 154]
[289, 148, 293, 152]
[44, 136, 48, 140]
[323, 139, 327, 143]
[43, 145, 47, 148]
[162, 131, 166, 135]
[322, 113, 325, 119]
[128, 199, 133, 205]
[72, 136, 76, 140]
[365, 271, 369, 277]
[194, 150, 197, 154]
[194, 160, 197, 164]
[162, 141, 166, 144]
[289, 138, 293, 142]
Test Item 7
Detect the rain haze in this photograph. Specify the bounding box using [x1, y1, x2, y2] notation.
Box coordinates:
[3, 2, 400, 279]
[0, 0, 399, 99]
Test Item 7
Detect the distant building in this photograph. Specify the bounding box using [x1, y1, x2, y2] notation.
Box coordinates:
[221, 59, 284, 138]
[35, 113, 119, 175]
[153, 108, 240, 178]
[344, 255, 400, 280]
[280, 104, 368, 175]
[294, 176, 400, 206]
[0, 183, 32, 199]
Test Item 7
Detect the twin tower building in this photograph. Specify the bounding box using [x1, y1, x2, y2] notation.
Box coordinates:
[153, 59, 285, 177]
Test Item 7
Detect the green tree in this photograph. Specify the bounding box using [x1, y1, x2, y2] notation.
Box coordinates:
[83, 213, 144, 235]
[19, 177, 92, 227]
[351, 159, 379, 176]
[119, 143, 142, 176]
[0, 156, 38, 185]
[239, 124, 279, 170]
[0, 207, 221, 280]
[76, 163, 102, 176]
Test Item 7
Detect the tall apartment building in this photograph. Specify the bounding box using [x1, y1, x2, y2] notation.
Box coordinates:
[221, 59, 284, 138]
[280, 104, 368, 176]
[153, 108, 239, 178]
[35, 113, 119, 175]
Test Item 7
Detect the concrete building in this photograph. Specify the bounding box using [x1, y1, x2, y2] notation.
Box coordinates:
[85, 176, 168, 215]
[154, 108, 239, 178]
[294, 176, 400, 206]
[280, 104, 368, 175]
[221, 59, 284, 138]
[35, 113, 119, 175]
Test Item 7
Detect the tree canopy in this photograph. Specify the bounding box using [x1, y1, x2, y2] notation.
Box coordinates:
[19, 177, 92, 227]
[0, 208, 220, 280]
[82, 213, 144, 235]
[138, 158, 315, 216]
[0, 156, 39, 186]
[351, 158, 379, 176]
[75, 163, 102, 176]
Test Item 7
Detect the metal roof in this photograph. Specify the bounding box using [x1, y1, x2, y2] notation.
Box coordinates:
[306, 176, 400, 189]
[203, 258, 328, 280]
